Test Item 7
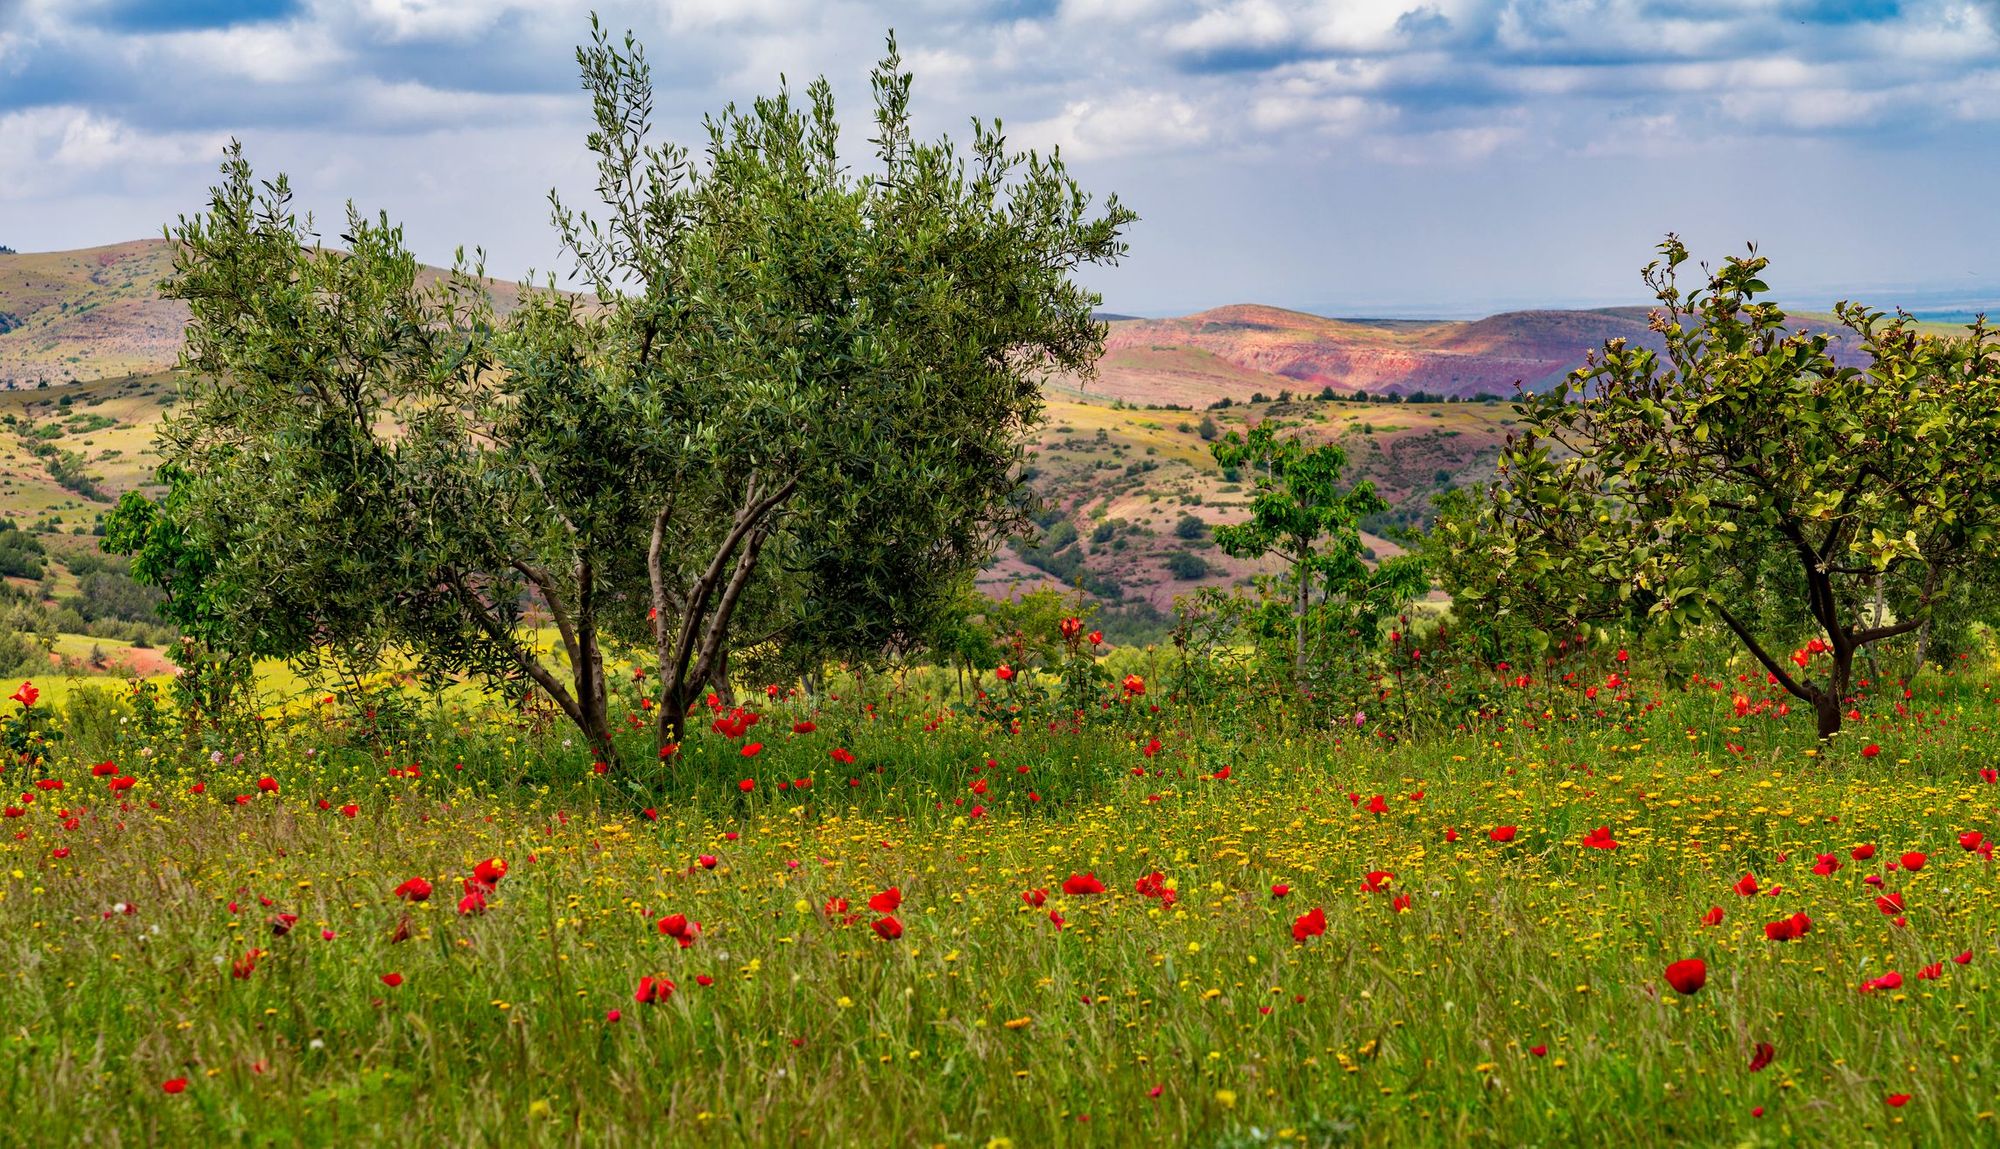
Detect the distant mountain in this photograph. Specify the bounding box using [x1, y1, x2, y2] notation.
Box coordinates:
[1077, 303, 1664, 404]
[0, 239, 523, 386]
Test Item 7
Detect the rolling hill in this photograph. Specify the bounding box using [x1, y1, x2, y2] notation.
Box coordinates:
[0, 239, 1637, 642]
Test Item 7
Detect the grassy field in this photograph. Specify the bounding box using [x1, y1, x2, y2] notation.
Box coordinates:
[0, 657, 1995, 1146]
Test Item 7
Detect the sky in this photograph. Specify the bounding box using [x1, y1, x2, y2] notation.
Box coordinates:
[3, 0, 1998, 317]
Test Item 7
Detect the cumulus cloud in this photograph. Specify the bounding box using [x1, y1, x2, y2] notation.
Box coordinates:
[1, 0, 1997, 313]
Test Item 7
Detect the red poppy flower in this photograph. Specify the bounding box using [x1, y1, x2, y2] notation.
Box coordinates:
[1886, 1093, 1911, 1107]
[1529, 1044, 1547, 1058]
[1748, 1042, 1775, 1072]
[1862, 744, 1881, 758]
[1291, 907, 1327, 943]
[697, 855, 717, 870]
[1852, 843, 1877, 860]
[1733, 873, 1759, 896]
[1489, 825, 1517, 843]
[1391, 893, 1412, 913]
[1954, 950, 1973, 964]
[1701, 905, 1724, 926]
[1021, 888, 1047, 907]
[161, 1077, 187, 1094]
[1862, 970, 1904, 992]
[831, 747, 856, 765]
[380, 972, 404, 988]
[394, 877, 432, 902]
[1062, 873, 1106, 896]
[868, 887, 902, 913]
[1918, 962, 1943, 980]
[1270, 884, 1290, 899]
[634, 975, 675, 1003]
[457, 889, 487, 915]
[257, 776, 278, 793]
[1359, 870, 1394, 893]
[871, 915, 903, 940]
[340, 803, 358, 818]
[10, 682, 38, 707]
[1581, 826, 1618, 850]
[1961, 831, 1985, 852]
[474, 858, 508, 886]
[1811, 853, 1842, 876]
[1049, 910, 1066, 930]
[91, 762, 118, 777]
[1876, 892, 1905, 915]
[792, 721, 816, 734]
[1901, 851, 1927, 872]
[995, 665, 1015, 681]
[1663, 958, 1706, 995]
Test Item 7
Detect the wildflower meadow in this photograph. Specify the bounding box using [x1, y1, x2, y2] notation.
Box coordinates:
[3, 644, 1998, 1147]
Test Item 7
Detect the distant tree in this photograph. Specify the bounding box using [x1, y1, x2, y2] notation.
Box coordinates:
[1445, 238, 2000, 738]
[152, 23, 1132, 766]
[1164, 551, 1210, 580]
[1197, 414, 1218, 440]
[1210, 426, 1422, 673]
[1173, 512, 1207, 540]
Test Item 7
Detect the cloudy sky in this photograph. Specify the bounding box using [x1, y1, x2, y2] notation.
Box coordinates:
[3, 0, 1997, 316]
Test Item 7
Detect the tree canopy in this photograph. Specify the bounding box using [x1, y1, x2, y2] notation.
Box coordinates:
[1441, 238, 2000, 737]
[152, 21, 1133, 767]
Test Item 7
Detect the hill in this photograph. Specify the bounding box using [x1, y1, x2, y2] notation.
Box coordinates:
[0, 240, 1659, 643]
[0, 239, 525, 386]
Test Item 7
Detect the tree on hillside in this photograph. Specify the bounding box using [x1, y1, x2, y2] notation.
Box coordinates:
[1209, 425, 1424, 675]
[1444, 238, 2000, 738]
[153, 23, 1132, 767]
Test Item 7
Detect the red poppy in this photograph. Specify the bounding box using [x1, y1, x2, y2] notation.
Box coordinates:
[91, 762, 119, 777]
[474, 858, 508, 886]
[1862, 970, 1904, 992]
[740, 742, 763, 758]
[161, 1077, 187, 1094]
[1270, 884, 1290, 899]
[1489, 826, 1517, 843]
[1122, 674, 1145, 696]
[256, 776, 279, 793]
[1529, 1044, 1547, 1058]
[831, 747, 856, 765]
[1901, 851, 1927, 872]
[1291, 907, 1327, 943]
[1062, 873, 1106, 896]
[1359, 870, 1394, 893]
[1954, 950, 1974, 964]
[871, 915, 904, 940]
[1918, 962, 1943, 980]
[231, 948, 265, 979]
[995, 665, 1015, 681]
[792, 721, 816, 734]
[1391, 894, 1412, 913]
[697, 855, 717, 870]
[1022, 888, 1047, 907]
[380, 972, 404, 988]
[1701, 906, 1724, 926]
[1852, 843, 1877, 860]
[394, 877, 432, 902]
[634, 975, 675, 1003]
[1763, 913, 1811, 941]
[1811, 853, 1842, 876]
[1733, 873, 1759, 896]
[868, 887, 902, 913]
[10, 682, 37, 707]
[340, 804, 358, 818]
[1876, 892, 1905, 915]
[1748, 1042, 1774, 1072]
[1049, 910, 1066, 930]
[1862, 744, 1881, 758]
[1663, 958, 1707, 995]
[457, 889, 487, 915]
[1580, 826, 1618, 850]
[1886, 1094, 1911, 1108]
[1961, 831, 1986, 851]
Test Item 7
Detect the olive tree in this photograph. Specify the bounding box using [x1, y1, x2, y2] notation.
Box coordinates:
[155, 22, 1132, 766]
[1448, 238, 2000, 738]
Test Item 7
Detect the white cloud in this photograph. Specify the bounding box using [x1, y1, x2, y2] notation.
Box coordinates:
[1016, 90, 1211, 158]
[0, 105, 222, 199]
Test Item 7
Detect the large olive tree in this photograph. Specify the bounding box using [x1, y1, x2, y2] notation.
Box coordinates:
[156, 21, 1132, 766]
[1445, 238, 2000, 738]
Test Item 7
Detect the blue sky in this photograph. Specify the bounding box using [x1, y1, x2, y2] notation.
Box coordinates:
[3, 0, 1997, 316]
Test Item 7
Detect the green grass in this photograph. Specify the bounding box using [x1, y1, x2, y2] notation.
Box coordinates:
[0, 662, 1995, 1145]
